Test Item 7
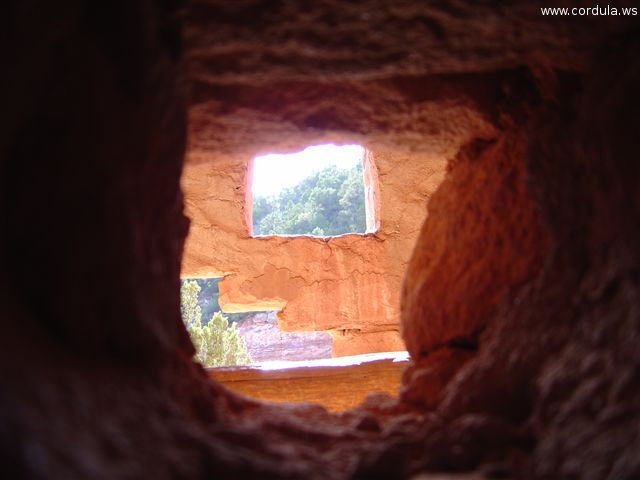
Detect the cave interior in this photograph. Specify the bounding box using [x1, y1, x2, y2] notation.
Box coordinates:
[1, 1, 640, 479]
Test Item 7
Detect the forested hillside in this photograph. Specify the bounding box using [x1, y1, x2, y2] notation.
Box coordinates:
[252, 164, 366, 236]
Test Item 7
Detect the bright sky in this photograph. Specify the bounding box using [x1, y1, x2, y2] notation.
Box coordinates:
[251, 144, 364, 197]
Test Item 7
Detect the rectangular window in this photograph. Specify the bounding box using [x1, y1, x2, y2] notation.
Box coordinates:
[249, 144, 376, 237]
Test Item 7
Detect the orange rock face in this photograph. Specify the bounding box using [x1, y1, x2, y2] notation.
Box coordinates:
[401, 133, 550, 358]
[181, 146, 451, 355]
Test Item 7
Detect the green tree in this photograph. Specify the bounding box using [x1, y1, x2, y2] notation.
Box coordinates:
[180, 279, 201, 326]
[196, 278, 219, 320]
[337, 166, 367, 233]
[180, 280, 252, 367]
[252, 196, 271, 231]
[253, 163, 366, 236]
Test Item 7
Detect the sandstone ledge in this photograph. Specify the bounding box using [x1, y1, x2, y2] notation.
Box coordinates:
[209, 351, 408, 412]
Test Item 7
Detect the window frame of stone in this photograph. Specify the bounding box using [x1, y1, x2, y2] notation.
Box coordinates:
[245, 146, 380, 238]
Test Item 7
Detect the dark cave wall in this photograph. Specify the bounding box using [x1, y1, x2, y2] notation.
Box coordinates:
[525, 36, 640, 477]
[400, 34, 640, 477]
[1, 0, 191, 363]
[0, 1, 212, 477]
[1, 1, 639, 479]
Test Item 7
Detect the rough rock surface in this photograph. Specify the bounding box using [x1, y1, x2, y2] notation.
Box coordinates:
[181, 0, 636, 357]
[237, 312, 332, 362]
[2, 1, 640, 479]
[401, 130, 551, 358]
[181, 145, 448, 356]
[210, 353, 407, 412]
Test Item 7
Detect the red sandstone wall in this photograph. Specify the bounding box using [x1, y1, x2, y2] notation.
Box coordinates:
[180, 72, 499, 357]
[181, 146, 452, 356]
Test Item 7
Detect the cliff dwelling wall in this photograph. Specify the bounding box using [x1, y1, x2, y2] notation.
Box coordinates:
[181, 145, 449, 356]
[181, 22, 502, 356]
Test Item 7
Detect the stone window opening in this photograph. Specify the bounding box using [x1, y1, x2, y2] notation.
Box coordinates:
[180, 275, 406, 412]
[180, 276, 333, 368]
[246, 144, 380, 238]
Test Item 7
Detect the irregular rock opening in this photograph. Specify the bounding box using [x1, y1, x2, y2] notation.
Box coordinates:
[180, 275, 400, 411]
[180, 277, 332, 366]
[3, 2, 640, 479]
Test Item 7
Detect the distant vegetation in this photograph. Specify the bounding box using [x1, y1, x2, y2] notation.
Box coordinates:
[191, 278, 219, 321]
[180, 280, 252, 367]
[253, 164, 366, 236]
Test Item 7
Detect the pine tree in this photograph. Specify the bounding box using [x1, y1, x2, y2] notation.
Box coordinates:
[180, 280, 252, 367]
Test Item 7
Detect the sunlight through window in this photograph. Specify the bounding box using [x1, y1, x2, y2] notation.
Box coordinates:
[251, 144, 370, 237]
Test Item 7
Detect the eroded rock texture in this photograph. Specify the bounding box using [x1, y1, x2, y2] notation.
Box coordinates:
[1, 0, 639, 479]
[181, 145, 447, 356]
